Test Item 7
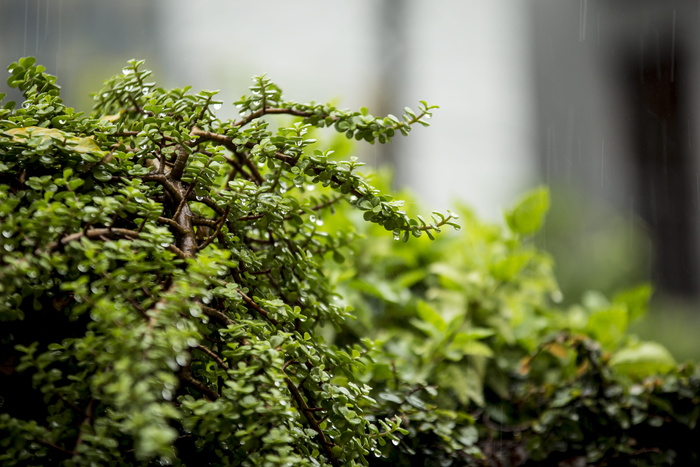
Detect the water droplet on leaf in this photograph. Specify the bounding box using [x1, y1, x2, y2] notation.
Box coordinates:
[176, 353, 189, 367]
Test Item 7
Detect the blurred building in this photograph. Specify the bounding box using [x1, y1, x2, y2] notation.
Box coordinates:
[530, 0, 700, 298]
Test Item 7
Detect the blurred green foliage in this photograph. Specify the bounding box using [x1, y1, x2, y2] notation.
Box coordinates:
[538, 187, 700, 361]
[0, 58, 698, 466]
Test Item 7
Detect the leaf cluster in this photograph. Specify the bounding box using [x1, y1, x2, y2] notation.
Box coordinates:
[0, 58, 451, 466]
[330, 185, 699, 465]
[1, 58, 698, 467]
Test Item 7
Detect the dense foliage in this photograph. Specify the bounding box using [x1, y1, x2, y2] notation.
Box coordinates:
[1, 58, 698, 466]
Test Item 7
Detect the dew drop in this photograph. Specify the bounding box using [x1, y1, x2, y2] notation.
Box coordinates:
[176, 353, 189, 367]
[212, 103, 222, 110]
[306, 185, 316, 191]
[551, 290, 563, 303]
[161, 389, 173, 401]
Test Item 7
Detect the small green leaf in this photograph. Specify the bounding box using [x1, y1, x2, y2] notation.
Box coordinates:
[610, 342, 675, 377]
[613, 284, 653, 321]
[416, 300, 446, 333]
[586, 304, 628, 349]
[505, 186, 550, 235]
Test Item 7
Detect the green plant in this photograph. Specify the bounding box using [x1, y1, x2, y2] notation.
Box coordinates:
[1, 58, 698, 467]
[331, 184, 699, 466]
[0, 57, 453, 466]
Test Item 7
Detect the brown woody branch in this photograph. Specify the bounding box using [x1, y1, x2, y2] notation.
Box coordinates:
[169, 144, 189, 181]
[190, 127, 264, 184]
[43, 227, 188, 260]
[32, 438, 75, 458]
[157, 216, 189, 235]
[197, 206, 229, 252]
[233, 107, 323, 128]
[200, 304, 235, 327]
[236, 288, 279, 326]
[188, 194, 226, 216]
[179, 365, 219, 401]
[284, 377, 340, 467]
[196, 344, 230, 371]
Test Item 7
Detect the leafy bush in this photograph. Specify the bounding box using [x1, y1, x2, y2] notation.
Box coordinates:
[1, 58, 698, 466]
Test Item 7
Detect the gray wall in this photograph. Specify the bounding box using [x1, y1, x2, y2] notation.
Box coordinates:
[1, 0, 538, 220]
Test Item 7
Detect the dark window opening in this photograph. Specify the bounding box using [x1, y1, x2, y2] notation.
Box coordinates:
[621, 39, 698, 297]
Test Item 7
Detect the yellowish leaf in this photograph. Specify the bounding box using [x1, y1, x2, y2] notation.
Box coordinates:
[99, 111, 124, 122]
[5, 126, 103, 154]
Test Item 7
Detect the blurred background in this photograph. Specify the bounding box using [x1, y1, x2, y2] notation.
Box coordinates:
[1, 0, 699, 358]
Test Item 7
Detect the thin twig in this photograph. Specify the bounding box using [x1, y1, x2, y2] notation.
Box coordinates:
[32, 438, 75, 457]
[179, 365, 219, 401]
[232, 107, 333, 128]
[168, 144, 189, 181]
[157, 216, 190, 235]
[43, 227, 140, 252]
[284, 377, 340, 467]
[236, 289, 279, 326]
[197, 207, 229, 251]
[200, 304, 235, 327]
[196, 344, 230, 371]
